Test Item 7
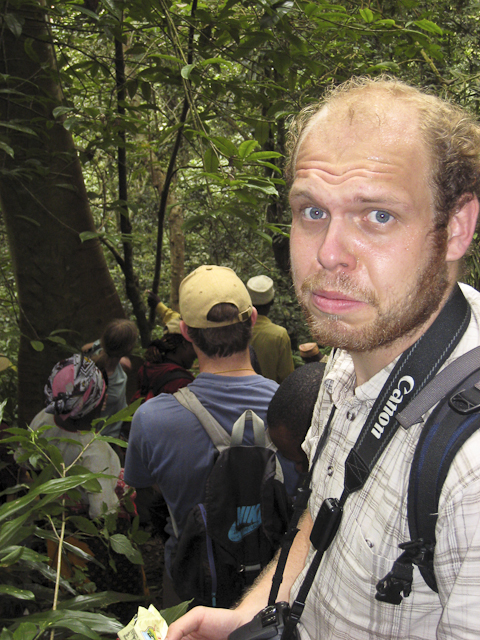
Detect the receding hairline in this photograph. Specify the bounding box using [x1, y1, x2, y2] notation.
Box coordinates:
[292, 82, 434, 174]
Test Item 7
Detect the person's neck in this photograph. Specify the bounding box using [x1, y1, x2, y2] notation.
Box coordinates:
[198, 351, 256, 376]
[351, 287, 455, 387]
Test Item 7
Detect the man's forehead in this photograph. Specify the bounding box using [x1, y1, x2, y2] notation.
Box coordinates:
[309, 92, 420, 138]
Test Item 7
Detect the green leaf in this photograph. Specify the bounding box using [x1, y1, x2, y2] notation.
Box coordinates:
[5, 13, 23, 38]
[0, 140, 14, 157]
[0, 122, 36, 136]
[161, 600, 192, 626]
[46, 335, 66, 345]
[254, 120, 270, 146]
[181, 64, 196, 79]
[212, 136, 237, 157]
[79, 231, 103, 242]
[204, 147, 219, 173]
[359, 7, 374, 23]
[247, 151, 282, 161]
[52, 106, 73, 118]
[0, 584, 35, 600]
[58, 591, 144, 610]
[238, 140, 259, 159]
[30, 340, 44, 352]
[414, 19, 443, 35]
[12, 623, 37, 640]
[110, 534, 143, 564]
[69, 515, 101, 537]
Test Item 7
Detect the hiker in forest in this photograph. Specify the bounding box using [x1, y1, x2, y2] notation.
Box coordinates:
[166, 77, 480, 640]
[267, 362, 325, 477]
[125, 265, 296, 605]
[246, 275, 294, 383]
[82, 318, 138, 439]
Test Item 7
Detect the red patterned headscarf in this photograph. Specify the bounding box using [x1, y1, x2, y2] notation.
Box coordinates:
[44, 354, 106, 420]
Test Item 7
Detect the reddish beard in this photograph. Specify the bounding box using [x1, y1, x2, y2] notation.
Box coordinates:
[295, 229, 451, 353]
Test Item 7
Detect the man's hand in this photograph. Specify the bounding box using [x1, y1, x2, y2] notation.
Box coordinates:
[166, 606, 249, 640]
[147, 289, 161, 310]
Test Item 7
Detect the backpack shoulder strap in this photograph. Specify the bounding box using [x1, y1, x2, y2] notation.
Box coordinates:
[231, 410, 266, 447]
[397, 345, 480, 429]
[376, 346, 480, 604]
[408, 368, 480, 592]
[173, 387, 231, 453]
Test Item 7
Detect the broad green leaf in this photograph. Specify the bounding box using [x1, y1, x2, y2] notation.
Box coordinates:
[0, 122, 36, 136]
[254, 120, 270, 146]
[69, 515, 101, 537]
[414, 19, 443, 35]
[204, 147, 219, 173]
[212, 136, 237, 157]
[12, 622, 37, 640]
[238, 140, 259, 159]
[58, 591, 144, 610]
[0, 584, 35, 600]
[161, 600, 192, 625]
[30, 340, 44, 352]
[109, 534, 143, 564]
[359, 8, 374, 23]
[15, 609, 123, 636]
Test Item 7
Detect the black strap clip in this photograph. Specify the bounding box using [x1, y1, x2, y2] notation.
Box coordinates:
[375, 539, 434, 605]
[449, 384, 480, 415]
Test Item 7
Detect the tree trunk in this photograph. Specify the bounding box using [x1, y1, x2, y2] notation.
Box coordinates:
[0, 1, 125, 425]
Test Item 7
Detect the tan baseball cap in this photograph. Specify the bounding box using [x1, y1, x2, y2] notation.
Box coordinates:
[246, 275, 275, 305]
[179, 265, 253, 329]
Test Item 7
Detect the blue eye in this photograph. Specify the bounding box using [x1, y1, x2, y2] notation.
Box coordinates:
[367, 210, 392, 224]
[303, 206, 326, 220]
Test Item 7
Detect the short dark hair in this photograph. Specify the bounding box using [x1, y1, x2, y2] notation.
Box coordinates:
[267, 362, 325, 445]
[187, 303, 252, 357]
[101, 319, 138, 358]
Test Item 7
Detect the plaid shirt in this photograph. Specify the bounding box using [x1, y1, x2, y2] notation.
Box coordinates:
[294, 283, 480, 640]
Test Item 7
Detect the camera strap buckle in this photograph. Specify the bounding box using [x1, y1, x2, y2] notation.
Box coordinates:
[375, 539, 434, 605]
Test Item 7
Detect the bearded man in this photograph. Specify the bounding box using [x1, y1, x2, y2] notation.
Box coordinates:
[166, 77, 480, 640]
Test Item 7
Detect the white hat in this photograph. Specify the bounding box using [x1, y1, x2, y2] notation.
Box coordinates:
[246, 275, 274, 306]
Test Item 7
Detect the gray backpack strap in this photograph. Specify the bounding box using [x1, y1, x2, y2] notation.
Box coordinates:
[174, 387, 231, 453]
[231, 410, 266, 447]
[397, 345, 480, 429]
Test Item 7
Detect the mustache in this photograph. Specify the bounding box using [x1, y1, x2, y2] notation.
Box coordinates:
[299, 272, 379, 307]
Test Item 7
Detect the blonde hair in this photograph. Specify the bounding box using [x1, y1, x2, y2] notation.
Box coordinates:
[285, 76, 480, 227]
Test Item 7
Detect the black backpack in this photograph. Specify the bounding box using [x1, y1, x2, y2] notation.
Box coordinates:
[170, 388, 292, 608]
[376, 345, 480, 604]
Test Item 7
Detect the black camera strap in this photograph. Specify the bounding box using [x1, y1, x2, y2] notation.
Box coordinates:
[279, 284, 471, 640]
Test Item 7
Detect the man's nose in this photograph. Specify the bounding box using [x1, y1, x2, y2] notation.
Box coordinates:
[316, 218, 357, 272]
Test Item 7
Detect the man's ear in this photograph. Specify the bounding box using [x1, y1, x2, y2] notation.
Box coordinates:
[250, 307, 258, 327]
[179, 320, 192, 342]
[446, 194, 479, 262]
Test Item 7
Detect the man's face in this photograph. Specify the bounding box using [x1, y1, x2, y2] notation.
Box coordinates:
[289, 98, 453, 355]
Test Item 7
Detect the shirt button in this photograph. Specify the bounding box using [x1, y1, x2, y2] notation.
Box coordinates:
[365, 539, 374, 548]
[327, 465, 334, 476]
[346, 410, 356, 421]
[324, 379, 334, 393]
